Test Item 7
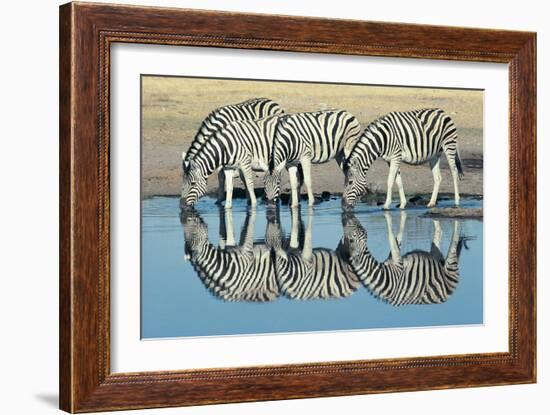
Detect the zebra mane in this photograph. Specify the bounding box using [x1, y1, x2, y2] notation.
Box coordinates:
[184, 97, 282, 165]
[348, 116, 389, 163]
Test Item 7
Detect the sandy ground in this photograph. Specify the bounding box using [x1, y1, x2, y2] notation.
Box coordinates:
[141, 76, 483, 200]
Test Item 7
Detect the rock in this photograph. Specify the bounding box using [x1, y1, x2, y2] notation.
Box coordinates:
[422, 208, 483, 219]
[361, 192, 383, 206]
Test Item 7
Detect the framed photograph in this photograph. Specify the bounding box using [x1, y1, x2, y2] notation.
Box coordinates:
[59, 2, 536, 412]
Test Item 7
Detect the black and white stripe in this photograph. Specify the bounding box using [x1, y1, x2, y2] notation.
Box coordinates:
[342, 213, 462, 306]
[181, 209, 278, 303]
[266, 207, 360, 300]
[181, 115, 281, 208]
[181, 98, 283, 205]
[183, 98, 283, 166]
[265, 110, 362, 207]
[342, 108, 464, 210]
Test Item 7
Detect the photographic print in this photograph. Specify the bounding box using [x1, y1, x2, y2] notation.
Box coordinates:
[141, 75, 483, 339]
[59, 5, 536, 410]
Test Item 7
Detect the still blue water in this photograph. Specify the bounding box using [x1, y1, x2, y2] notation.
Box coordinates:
[141, 197, 483, 339]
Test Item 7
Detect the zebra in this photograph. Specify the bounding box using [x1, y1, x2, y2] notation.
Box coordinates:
[180, 207, 279, 302]
[181, 98, 284, 205]
[266, 206, 360, 300]
[264, 109, 362, 207]
[341, 211, 464, 306]
[342, 108, 464, 210]
[180, 114, 282, 209]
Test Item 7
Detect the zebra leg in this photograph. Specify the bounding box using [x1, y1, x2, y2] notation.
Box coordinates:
[395, 170, 407, 209]
[384, 160, 400, 210]
[384, 211, 402, 262]
[300, 158, 315, 206]
[218, 206, 227, 249]
[288, 165, 300, 208]
[397, 210, 407, 247]
[433, 219, 442, 250]
[239, 208, 256, 252]
[303, 210, 313, 261]
[427, 157, 442, 208]
[216, 170, 225, 205]
[444, 151, 461, 207]
[239, 164, 257, 208]
[224, 169, 234, 209]
[443, 220, 461, 265]
[442, 220, 461, 295]
[224, 208, 236, 246]
[451, 220, 460, 250]
[289, 206, 301, 249]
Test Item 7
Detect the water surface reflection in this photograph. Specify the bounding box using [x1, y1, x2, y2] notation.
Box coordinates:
[142, 197, 483, 338]
[181, 206, 469, 306]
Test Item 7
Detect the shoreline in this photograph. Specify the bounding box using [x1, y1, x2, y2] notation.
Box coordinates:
[142, 156, 483, 200]
[144, 191, 483, 207]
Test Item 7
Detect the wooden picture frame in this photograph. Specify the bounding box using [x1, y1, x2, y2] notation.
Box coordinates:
[59, 2, 536, 412]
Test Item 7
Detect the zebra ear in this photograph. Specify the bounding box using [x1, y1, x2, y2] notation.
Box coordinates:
[344, 158, 354, 173]
[182, 152, 191, 172]
[342, 159, 351, 173]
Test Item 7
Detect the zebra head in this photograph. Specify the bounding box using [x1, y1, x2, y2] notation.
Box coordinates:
[342, 157, 369, 210]
[179, 208, 209, 260]
[181, 151, 190, 172]
[264, 170, 282, 205]
[180, 161, 208, 208]
[341, 212, 368, 262]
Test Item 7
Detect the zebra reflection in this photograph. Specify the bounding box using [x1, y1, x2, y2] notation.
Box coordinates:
[342, 211, 465, 305]
[266, 207, 360, 300]
[181, 207, 360, 302]
[180, 208, 278, 302]
[182, 207, 466, 305]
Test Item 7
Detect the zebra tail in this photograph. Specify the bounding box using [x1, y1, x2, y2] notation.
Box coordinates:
[455, 150, 464, 180]
[457, 235, 475, 258]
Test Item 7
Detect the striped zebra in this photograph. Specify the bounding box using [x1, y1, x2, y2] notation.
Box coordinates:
[265, 110, 362, 207]
[181, 98, 284, 205]
[342, 211, 463, 306]
[342, 108, 464, 210]
[266, 206, 360, 300]
[181, 114, 281, 208]
[180, 208, 278, 302]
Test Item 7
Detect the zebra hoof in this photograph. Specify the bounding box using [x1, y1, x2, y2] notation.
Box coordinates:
[382, 204, 392, 210]
[427, 202, 436, 208]
[399, 203, 407, 209]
